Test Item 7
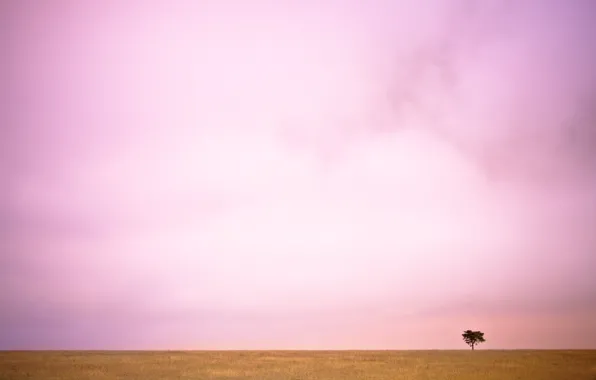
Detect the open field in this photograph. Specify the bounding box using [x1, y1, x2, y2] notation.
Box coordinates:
[1, 350, 595, 380]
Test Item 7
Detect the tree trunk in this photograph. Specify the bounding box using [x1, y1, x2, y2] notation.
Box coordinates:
[471, 344, 475, 351]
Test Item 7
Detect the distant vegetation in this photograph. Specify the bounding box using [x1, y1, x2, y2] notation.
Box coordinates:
[462, 330, 486, 350]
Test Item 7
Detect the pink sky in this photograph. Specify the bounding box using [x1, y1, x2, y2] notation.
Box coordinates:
[1, 0, 596, 349]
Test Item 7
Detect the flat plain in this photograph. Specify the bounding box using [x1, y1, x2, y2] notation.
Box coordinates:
[1, 350, 595, 380]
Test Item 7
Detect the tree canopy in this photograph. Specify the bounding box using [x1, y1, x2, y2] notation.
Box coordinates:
[462, 330, 485, 350]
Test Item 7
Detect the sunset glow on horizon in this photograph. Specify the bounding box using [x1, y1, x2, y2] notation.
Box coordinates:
[2, 0, 596, 350]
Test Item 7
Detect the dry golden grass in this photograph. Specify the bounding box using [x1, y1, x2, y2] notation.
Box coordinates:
[1, 350, 595, 380]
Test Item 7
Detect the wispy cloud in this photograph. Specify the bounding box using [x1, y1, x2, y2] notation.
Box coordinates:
[1, 0, 595, 349]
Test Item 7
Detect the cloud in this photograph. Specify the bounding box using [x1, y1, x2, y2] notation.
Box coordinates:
[1, 0, 595, 349]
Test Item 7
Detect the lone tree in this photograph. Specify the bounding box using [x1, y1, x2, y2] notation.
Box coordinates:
[462, 330, 485, 350]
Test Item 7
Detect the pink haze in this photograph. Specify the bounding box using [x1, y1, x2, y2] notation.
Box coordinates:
[1, 0, 595, 349]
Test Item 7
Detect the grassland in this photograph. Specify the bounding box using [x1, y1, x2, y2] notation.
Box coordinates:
[1, 350, 595, 380]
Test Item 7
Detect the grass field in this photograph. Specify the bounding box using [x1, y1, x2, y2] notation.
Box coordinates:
[1, 350, 595, 380]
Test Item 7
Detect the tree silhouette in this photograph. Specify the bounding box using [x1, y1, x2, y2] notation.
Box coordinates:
[462, 330, 485, 350]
